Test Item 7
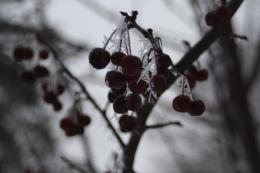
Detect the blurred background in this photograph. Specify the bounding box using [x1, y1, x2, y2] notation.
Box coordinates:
[0, 0, 259, 173]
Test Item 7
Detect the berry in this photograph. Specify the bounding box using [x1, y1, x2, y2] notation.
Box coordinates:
[157, 68, 175, 86]
[205, 11, 219, 27]
[195, 69, 208, 81]
[216, 5, 231, 21]
[189, 100, 205, 116]
[105, 71, 125, 89]
[89, 48, 110, 69]
[125, 73, 141, 84]
[113, 95, 128, 114]
[20, 71, 36, 83]
[157, 53, 172, 69]
[128, 80, 148, 94]
[187, 65, 197, 75]
[14, 47, 34, 61]
[172, 95, 192, 113]
[39, 49, 49, 60]
[57, 83, 66, 95]
[150, 74, 167, 95]
[78, 114, 91, 127]
[111, 52, 125, 65]
[60, 117, 73, 130]
[186, 74, 196, 89]
[108, 91, 120, 102]
[33, 65, 49, 78]
[53, 101, 62, 111]
[119, 115, 137, 132]
[125, 93, 142, 111]
[121, 55, 142, 76]
[43, 91, 58, 104]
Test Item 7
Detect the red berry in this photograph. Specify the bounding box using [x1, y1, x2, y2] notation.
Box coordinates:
[157, 53, 172, 69]
[105, 71, 125, 89]
[195, 69, 208, 81]
[186, 74, 196, 89]
[150, 74, 167, 95]
[172, 95, 192, 113]
[113, 95, 128, 114]
[125, 93, 142, 111]
[89, 48, 110, 69]
[119, 115, 137, 132]
[14, 47, 34, 61]
[111, 52, 125, 65]
[33, 65, 49, 78]
[43, 91, 58, 104]
[189, 100, 205, 116]
[53, 101, 62, 111]
[205, 11, 219, 27]
[128, 80, 148, 94]
[157, 68, 175, 86]
[187, 65, 197, 75]
[121, 55, 142, 76]
[125, 73, 141, 84]
[57, 83, 66, 95]
[78, 114, 91, 127]
[39, 49, 49, 60]
[216, 5, 231, 21]
[20, 71, 36, 83]
[60, 117, 73, 130]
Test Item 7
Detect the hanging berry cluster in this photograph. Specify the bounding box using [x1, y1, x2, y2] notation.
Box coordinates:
[88, 11, 208, 132]
[205, 5, 231, 27]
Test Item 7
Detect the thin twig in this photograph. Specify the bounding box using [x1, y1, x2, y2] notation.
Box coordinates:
[61, 156, 88, 173]
[145, 121, 182, 130]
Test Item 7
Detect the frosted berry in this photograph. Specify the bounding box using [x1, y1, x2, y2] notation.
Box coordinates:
[172, 95, 192, 112]
[105, 71, 125, 89]
[113, 95, 128, 114]
[125, 93, 142, 111]
[119, 115, 137, 132]
[121, 55, 142, 76]
[89, 48, 110, 69]
[111, 52, 125, 65]
[189, 100, 205, 116]
[39, 49, 49, 60]
[33, 65, 49, 78]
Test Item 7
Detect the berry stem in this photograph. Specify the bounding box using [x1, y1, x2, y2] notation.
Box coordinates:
[103, 29, 118, 50]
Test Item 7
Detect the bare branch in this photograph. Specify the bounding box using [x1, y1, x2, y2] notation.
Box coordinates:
[145, 121, 182, 130]
[61, 156, 88, 173]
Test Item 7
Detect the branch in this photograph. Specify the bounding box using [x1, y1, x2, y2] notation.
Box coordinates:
[61, 156, 88, 173]
[145, 121, 182, 130]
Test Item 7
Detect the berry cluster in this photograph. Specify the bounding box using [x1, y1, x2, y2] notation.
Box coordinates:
[60, 107, 91, 137]
[205, 5, 231, 27]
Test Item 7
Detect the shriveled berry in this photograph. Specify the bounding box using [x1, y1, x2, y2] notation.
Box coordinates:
[189, 100, 205, 116]
[39, 49, 49, 60]
[125, 93, 142, 111]
[121, 55, 142, 76]
[20, 71, 36, 83]
[113, 95, 128, 114]
[150, 74, 167, 95]
[205, 11, 219, 27]
[172, 95, 192, 112]
[33, 65, 49, 78]
[157, 53, 172, 69]
[105, 71, 125, 89]
[111, 52, 125, 65]
[128, 80, 148, 94]
[195, 69, 208, 81]
[216, 5, 231, 21]
[89, 48, 110, 69]
[119, 115, 137, 132]
[43, 91, 58, 104]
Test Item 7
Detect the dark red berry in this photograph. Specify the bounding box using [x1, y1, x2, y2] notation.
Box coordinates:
[14, 47, 25, 61]
[150, 75, 167, 95]
[111, 52, 125, 65]
[157, 53, 172, 69]
[53, 101, 62, 111]
[172, 95, 192, 112]
[89, 48, 110, 69]
[105, 71, 125, 89]
[43, 91, 58, 104]
[121, 55, 142, 76]
[113, 95, 128, 114]
[108, 91, 121, 102]
[205, 11, 219, 27]
[23, 47, 34, 60]
[119, 115, 137, 132]
[125, 94, 142, 111]
[157, 68, 175, 86]
[20, 71, 36, 83]
[41, 81, 50, 92]
[78, 114, 91, 127]
[187, 65, 197, 75]
[33, 65, 49, 78]
[195, 69, 208, 81]
[57, 83, 66, 95]
[39, 49, 49, 60]
[125, 73, 141, 84]
[216, 5, 231, 21]
[189, 100, 205, 116]
[128, 80, 148, 94]
[186, 74, 196, 89]
[60, 117, 73, 130]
